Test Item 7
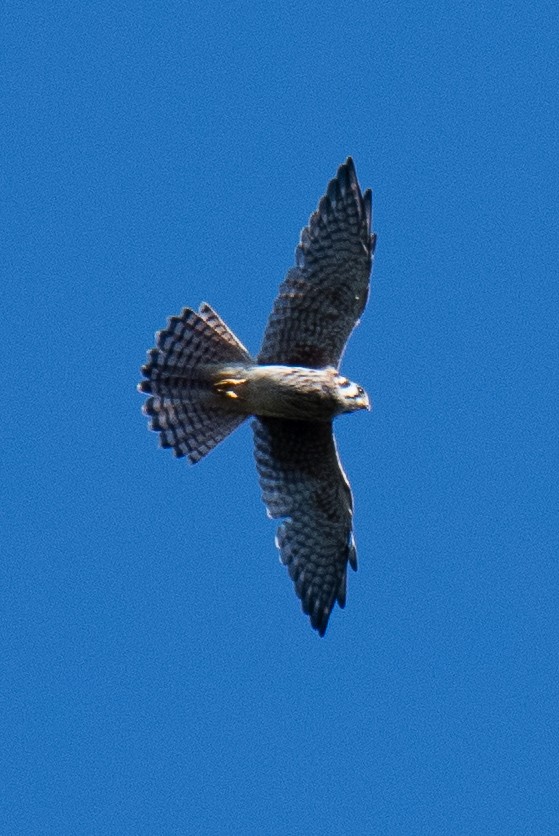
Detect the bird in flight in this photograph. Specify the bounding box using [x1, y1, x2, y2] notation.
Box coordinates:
[139, 158, 377, 635]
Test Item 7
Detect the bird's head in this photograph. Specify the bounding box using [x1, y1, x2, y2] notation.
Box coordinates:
[334, 373, 371, 414]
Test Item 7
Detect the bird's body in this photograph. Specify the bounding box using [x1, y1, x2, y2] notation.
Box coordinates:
[208, 364, 369, 421]
[139, 158, 377, 635]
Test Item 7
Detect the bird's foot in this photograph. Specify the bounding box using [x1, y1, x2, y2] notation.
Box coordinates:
[213, 376, 248, 400]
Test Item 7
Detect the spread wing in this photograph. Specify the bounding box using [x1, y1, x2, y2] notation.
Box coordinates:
[258, 157, 376, 369]
[253, 417, 357, 636]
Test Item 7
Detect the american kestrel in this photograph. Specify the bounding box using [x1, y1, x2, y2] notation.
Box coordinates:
[139, 158, 377, 635]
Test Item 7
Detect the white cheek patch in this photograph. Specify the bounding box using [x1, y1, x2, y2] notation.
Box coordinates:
[336, 376, 364, 401]
[344, 382, 361, 399]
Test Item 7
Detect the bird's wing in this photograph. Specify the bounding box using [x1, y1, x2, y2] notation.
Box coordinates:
[258, 157, 376, 369]
[253, 417, 357, 636]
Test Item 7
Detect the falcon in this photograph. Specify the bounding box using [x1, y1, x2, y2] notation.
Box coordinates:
[139, 158, 377, 635]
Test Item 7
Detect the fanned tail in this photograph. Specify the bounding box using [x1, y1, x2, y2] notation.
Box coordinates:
[138, 304, 253, 463]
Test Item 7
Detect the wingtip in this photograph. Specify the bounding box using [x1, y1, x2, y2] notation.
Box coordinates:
[336, 158, 373, 236]
[309, 607, 329, 637]
[336, 157, 358, 193]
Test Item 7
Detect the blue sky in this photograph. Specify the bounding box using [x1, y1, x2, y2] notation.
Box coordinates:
[3, 1, 557, 833]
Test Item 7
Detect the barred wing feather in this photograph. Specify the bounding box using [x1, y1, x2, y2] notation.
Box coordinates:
[258, 157, 376, 369]
[253, 417, 357, 636]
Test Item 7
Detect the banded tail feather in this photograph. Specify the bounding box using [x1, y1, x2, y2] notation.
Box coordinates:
[139, 304, 253, 463]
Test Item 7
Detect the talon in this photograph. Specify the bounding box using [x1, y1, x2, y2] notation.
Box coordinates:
[213, 376, 248, 400]
[215, 377, 247, 388]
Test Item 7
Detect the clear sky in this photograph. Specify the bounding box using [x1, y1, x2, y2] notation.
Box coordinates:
[3, 1, 557, 833]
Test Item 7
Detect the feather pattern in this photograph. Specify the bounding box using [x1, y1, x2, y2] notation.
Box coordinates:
[258, 157, 376, 369]
[139, 306, 252, 462]
[253, 417, 357, 636]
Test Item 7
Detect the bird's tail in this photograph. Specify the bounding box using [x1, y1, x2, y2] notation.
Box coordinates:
[139, 303, 253, 463]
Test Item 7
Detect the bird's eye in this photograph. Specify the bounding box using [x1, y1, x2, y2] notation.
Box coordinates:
[357, 386, 365, 396]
